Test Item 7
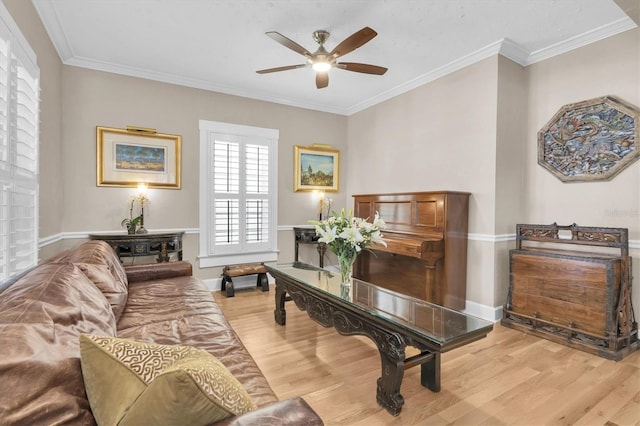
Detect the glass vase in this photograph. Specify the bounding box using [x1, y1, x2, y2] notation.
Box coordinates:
[338, 253, 357, 288]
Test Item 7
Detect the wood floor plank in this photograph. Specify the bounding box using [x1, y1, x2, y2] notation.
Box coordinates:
[213, 287, 640, 425]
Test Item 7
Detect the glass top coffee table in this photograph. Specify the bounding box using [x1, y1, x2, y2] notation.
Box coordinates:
[266, 262, 494, 416]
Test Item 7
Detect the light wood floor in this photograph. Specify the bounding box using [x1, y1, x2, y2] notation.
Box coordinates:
[213, 287, 640, 426]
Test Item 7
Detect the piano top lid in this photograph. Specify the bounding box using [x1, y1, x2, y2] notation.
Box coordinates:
[353, 190, 470, 239]
[352, 190, 471, 198]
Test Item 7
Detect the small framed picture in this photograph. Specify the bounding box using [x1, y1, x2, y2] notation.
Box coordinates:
[96, 126, 181, 189]
[294, 145, 339, 192]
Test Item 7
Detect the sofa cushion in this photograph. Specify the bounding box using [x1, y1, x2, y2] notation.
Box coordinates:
[117, 276, 279, 408]
[0, 263, 116, 425]
[80, 334, 257, 426]
[75, 262, 128, 321]
[64, 240, 128, 289]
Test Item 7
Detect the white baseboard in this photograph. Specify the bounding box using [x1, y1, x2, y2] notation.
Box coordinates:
[463, 300, 503, 322]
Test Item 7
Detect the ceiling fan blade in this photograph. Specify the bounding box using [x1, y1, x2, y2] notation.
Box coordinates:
[265, 31, 312, 57]
[256, 64, 307, 74]
[336, 62, 388, 75]
[329, 27, 377, 58]
[316, 72, 328, 89]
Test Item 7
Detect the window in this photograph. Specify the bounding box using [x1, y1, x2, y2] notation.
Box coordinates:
[199, 120, 278, 267]
[0, 4, 39, 282]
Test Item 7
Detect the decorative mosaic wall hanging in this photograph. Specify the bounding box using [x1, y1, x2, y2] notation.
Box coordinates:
[538, 96, 639, 182]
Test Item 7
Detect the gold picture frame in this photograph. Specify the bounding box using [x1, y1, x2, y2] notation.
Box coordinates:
[294, 145, 339, 192]
[96, 126, 181, 189]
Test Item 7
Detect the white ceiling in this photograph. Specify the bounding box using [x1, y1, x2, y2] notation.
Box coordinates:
[33, 0, 636, 116]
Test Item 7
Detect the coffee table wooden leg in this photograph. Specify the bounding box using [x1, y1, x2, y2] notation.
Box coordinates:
[274, 284, 287, 325]
[375, 337, 406, 416]
[420, 352, 441, 392]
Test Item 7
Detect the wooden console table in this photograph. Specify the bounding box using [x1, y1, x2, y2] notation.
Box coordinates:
[293, 226, 326, 267]
[89, 232, 184, 263]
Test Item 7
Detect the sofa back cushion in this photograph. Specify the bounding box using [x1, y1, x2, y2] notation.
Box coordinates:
[0, 262, 116, 425]
[61, 240, 129, 321]
[76, 262, 128, 320]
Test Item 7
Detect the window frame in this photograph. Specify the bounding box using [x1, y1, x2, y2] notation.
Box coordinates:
[198, 120, 278, 268]
[0, 3, 39, 282]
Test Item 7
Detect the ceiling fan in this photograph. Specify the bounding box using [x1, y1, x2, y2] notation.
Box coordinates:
[256, 27, 388, 89]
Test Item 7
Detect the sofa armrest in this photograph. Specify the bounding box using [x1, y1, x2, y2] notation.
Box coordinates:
[214, 397, 323, 426]
[124, 261, 193, 283]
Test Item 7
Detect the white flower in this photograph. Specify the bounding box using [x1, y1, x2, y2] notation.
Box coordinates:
[373, 212, 386, 229]
[309, 208, 386, 259]
[370, 230, 387, 247]
[339, 225, 365, 251]
[316, 225, 338, 244]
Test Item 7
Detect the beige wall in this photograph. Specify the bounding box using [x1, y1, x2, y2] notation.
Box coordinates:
[7, 1, 640, 314]
[59, 67, 347, 279]
[525, 28, 640, 312]
[346, 29, 639, 312]
[347, 57, 503, 311]
[7, 0, 348, 281]
[60, 67, 347, 229]
[347, 57, 500, 234]
[492, 56, 528, 307]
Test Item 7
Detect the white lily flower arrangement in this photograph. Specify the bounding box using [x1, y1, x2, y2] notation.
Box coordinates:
[310, 208, 387, 285]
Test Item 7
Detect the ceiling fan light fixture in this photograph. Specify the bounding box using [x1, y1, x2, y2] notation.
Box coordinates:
[257, 27, 387, 88]
[311, 61, 331, 72]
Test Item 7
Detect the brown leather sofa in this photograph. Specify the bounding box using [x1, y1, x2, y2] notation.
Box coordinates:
[0, 240, 323, 425]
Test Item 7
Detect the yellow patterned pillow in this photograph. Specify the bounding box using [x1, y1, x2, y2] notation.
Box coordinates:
[79, 334, 257, 426]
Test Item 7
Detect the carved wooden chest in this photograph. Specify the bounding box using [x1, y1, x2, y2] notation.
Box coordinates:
[502, 223, 638, 360]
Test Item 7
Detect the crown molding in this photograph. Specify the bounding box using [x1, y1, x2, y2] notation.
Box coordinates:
[32, 0, 73, 61]
[347, 17, 637, 115]
[64, 55, 350, 115]
[526, 17, 637, 65]
[346, 39, 507, 115]
[33, 0, 637, 116]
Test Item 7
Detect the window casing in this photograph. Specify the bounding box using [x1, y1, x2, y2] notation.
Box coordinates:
[199, 120, 278, 267]
[0, 4, 39, 282]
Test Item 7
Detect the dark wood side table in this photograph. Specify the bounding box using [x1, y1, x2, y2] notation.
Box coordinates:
[89, 232, 184, 263]
[293, 226, 326, 267]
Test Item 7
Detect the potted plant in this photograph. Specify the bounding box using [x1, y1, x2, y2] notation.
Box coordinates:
[121, 193, 148, 234]
[121, 215, 142, 235]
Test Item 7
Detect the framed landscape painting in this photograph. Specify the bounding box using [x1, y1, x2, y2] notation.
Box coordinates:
[96, 126, 182, 189]
[294, 145, 339, 192]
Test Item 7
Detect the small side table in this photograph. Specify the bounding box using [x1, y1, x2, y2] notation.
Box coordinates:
[293, 226, 326, 267]
[89, 232, 184, 263]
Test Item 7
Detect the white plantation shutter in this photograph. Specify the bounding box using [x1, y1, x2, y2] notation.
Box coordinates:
[0, 4, 39, 282]
[199, 121, 278, 267]
[213, 140, 240, 246]
[245, 144, 269, 244]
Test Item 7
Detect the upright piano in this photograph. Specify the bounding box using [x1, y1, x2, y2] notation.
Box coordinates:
[353, 191, 470, 310]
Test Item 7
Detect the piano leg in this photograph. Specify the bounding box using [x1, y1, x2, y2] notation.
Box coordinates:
[424, 263, 437, 303]
[423, 260, 444, 305]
